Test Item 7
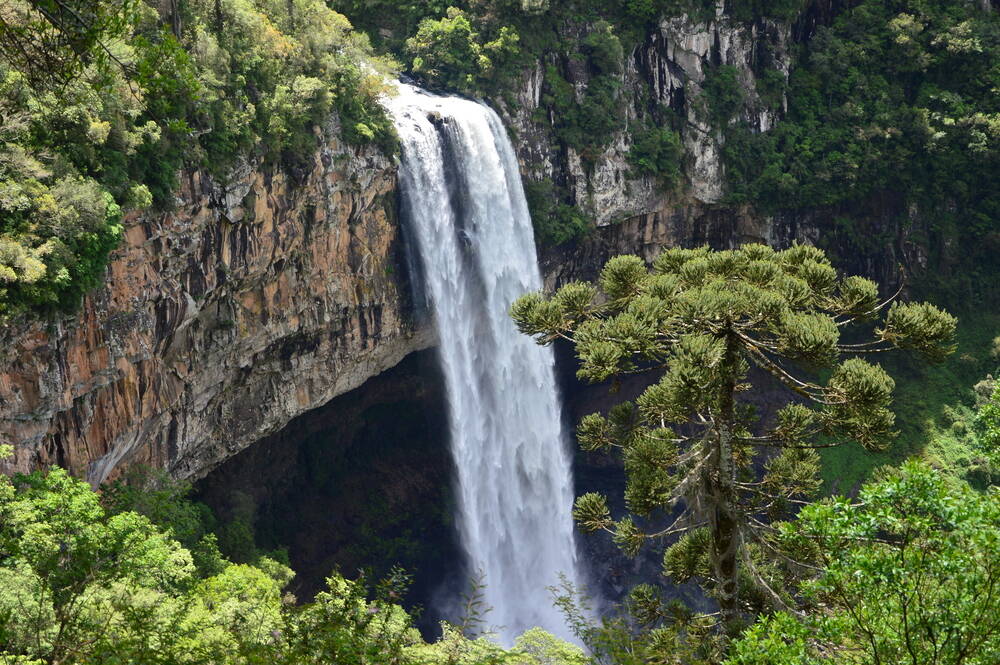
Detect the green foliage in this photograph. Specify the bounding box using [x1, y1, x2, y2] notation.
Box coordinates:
[723, 0, 1000, 289]
[974, 384, 1000, 468]
[513, 244, 955, 632]
[101, 466, 226, 576]
[628, 124, 683, 184]
[272, 569, 417, 665]
[541, 52, 625, 164]
[0, 162, 123, 316]
[405, 7, 520, 94]
[454, 568, 493, 639]
[524, 178, 592, 245]
[0, 0, 398, 319]
[820, 312, 1000, 493]
[729, 460, 1000, 664]
[0, 0, 140, 86]
[514, 627, 587, 665]
[727, 0, 809, 23]
[547, 575, 721, 665]
[581, 20, 623, 76]
[328, 0, 453, 53]
[0, 449, 581, 664]
[702, 65, 743, 127]
[0, 466, 199, 664]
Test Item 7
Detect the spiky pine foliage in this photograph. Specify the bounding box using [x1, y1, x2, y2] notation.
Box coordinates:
[511, 243, 956, 635]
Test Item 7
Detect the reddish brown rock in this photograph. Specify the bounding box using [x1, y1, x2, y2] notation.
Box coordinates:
[0, 120, 431, 484]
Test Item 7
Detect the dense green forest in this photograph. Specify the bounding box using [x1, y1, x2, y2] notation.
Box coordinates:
[0, 450, 587, 664]
[0, 0, 395, 318]
[2, 0, 1000, 664]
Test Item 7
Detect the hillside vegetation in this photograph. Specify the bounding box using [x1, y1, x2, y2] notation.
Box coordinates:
[0, 454, 587, 665]
[0, 0, 395, 319]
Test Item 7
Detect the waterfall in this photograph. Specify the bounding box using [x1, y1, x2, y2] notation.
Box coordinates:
[386, 84, 583, 644]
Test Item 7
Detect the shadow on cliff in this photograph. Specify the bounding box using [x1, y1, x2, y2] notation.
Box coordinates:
[194, 349, 463, 634]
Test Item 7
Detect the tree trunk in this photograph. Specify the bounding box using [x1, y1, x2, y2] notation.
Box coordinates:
[156, 0, 182, 37]
[214, 0, 223, 34]
[170, 0, 181, 38]
[710, 334, 741, 625]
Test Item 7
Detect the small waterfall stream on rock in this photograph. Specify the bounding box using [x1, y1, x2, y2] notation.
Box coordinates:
[386, 84, 583, 644]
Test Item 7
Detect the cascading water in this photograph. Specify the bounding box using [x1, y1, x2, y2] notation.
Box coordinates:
[386, 84, 583, 644]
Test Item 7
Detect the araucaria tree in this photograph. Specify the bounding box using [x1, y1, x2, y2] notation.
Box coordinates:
[511, 244, 956, 629]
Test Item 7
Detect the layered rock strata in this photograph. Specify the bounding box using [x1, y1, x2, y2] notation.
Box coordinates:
[0, 119, 430, 484]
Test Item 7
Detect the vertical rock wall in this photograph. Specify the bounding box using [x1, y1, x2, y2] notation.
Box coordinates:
[498, 5, 790, 226]
[0, 118, 432, 484]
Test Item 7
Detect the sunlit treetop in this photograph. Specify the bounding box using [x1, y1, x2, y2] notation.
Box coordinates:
[514, 243, 956, 452]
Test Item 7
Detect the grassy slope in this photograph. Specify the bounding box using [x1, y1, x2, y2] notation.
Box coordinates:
[820, 309, 1000, 495]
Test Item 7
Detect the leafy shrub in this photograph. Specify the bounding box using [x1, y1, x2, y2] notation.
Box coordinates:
[581, 20, 623, 75]
[702, 64, 743, 127]
[524, 178, 592, 246]
[542, 60, 624, 164]
[628, 125, 683, 184]
[405, 7, 520, 94]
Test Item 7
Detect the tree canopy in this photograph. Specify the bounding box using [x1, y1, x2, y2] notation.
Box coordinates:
[727, 460, 1000, 665]
[512, 243, 956, 653]
[0, 445, 585, 665]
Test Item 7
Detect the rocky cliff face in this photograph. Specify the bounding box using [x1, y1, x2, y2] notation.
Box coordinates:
[499, 6, 790, 225]
[539, 196, 930, 293]
[0, 2, 918, 486]
[500, 5, 925, 292]
[0, 118, 431, 484]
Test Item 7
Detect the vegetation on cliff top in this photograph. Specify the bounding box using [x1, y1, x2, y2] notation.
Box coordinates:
[0, 0, 396, 320]
[6, 0, 997, 312]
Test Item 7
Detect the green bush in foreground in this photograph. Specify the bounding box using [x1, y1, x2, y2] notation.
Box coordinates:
[727, 460, 1000, 665]
[0, 445, 583, 665]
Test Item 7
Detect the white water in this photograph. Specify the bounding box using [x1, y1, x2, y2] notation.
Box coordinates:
[386, 84, 582, 644]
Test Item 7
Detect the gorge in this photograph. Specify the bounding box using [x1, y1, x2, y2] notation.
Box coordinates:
[1, 1, 998, 662]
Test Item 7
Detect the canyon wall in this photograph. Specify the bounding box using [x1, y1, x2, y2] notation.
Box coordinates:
[0, 117, 431, 484]
[500, 7, 789, 223]
[499, 4, 928, 291]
